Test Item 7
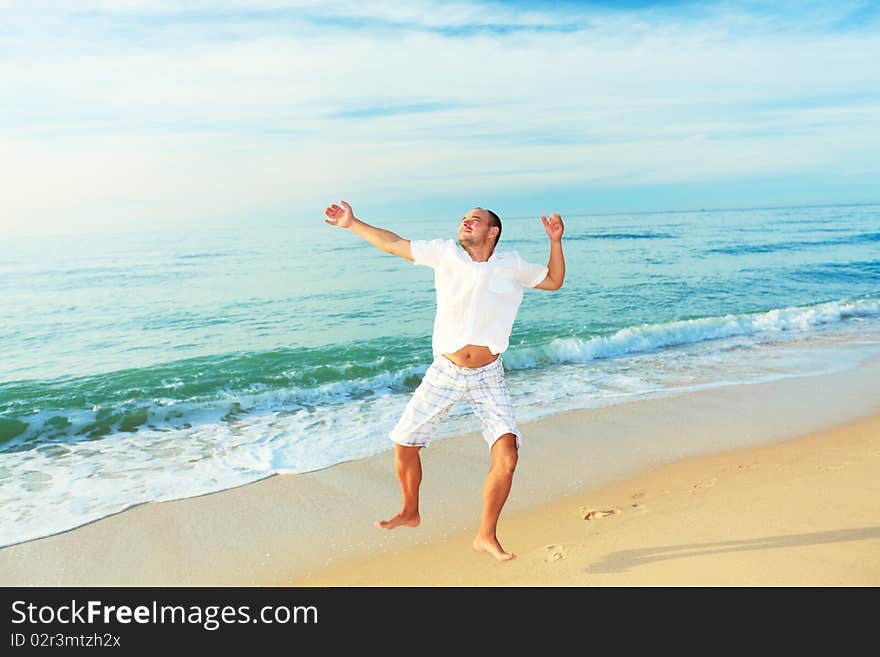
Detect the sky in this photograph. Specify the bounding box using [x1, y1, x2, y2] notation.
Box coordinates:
[1, 0, 879, 236]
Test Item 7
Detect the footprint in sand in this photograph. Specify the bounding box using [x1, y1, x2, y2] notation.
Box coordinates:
[545, 544, 566, 562]
[580, 506, 621, 520]
[690, 477, 717, 492]
[817, 464, 847, 471]
[631, 491, 646, 500]
[630, 502, 648, 513]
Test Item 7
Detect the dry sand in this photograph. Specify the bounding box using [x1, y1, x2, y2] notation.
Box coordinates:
[2, 355, 878, 587]
[298, 412, 880, 586]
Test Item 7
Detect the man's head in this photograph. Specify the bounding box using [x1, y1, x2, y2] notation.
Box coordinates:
[458, 207, 502, 252]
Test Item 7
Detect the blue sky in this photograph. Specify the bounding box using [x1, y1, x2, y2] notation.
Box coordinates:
[1, 1, 878, 236]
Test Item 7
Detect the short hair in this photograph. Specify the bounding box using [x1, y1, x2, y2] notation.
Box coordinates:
[483, 208, 502, 247]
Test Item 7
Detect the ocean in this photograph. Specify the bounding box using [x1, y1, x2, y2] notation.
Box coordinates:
[2, 203, 879, 547]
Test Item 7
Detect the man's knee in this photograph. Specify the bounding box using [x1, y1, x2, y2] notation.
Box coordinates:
[491, 434, 518, 473]
[394, 443, 422, 463]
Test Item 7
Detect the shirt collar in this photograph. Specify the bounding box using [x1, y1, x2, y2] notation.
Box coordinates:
[455, 242, 499, 264]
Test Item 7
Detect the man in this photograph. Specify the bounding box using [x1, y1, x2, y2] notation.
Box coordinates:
[324, 200, 565, 561]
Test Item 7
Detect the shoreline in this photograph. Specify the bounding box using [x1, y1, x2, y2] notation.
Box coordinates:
[1, 355, 879, 586]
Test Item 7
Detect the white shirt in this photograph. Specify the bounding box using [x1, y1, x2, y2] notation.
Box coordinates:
[410, 239, 548, 357]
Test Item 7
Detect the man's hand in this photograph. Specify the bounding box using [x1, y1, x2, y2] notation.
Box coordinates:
[324, 200, 356, 229]
[541, 213, 564, 242]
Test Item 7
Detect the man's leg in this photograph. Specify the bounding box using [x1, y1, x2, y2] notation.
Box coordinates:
[473, 433, 518, 561]
[376, 443, 423, 530]
[382, 357, 462, 530]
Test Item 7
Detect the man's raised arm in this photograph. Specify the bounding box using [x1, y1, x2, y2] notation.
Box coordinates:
[324, 200, 413, 261]
[534, 213, 565, 291]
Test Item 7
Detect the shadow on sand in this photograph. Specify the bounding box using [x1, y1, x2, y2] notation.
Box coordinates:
[585, 526, 880, 574]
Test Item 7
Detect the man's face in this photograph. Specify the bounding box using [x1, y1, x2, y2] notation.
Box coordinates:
[458, 208, 496, 249]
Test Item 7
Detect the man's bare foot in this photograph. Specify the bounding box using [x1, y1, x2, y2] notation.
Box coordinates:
[375, 512, 420, 530]
[473, 536, 516, 561]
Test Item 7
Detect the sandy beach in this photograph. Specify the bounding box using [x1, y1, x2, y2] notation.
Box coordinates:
[299, 412, 880, 586]
[2, 355, 879, 587]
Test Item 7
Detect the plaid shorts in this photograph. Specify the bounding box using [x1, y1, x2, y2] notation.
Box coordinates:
[389, 355, 521, 449]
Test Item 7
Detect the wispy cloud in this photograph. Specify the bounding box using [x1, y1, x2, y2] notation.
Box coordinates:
[1, 1, 878, 235]
[326, 102, 465, 119]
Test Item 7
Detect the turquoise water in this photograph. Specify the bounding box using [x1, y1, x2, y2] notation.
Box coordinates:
[2, 203, 880, 546]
